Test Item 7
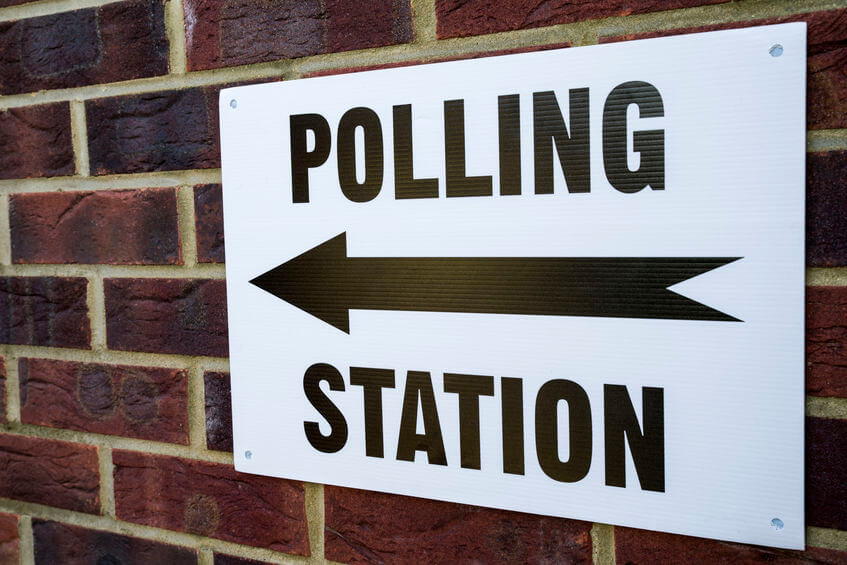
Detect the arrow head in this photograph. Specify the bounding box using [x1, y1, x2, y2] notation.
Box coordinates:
[249, 232, 351, 333]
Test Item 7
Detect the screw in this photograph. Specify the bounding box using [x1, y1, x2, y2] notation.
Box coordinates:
[244, 450, 252, 460]
[770, 518, 784, 531]
[769, 44, 783, 57]
[230, 99, 238, 109]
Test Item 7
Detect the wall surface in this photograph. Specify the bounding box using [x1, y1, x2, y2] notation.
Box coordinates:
[0, 0, 844, 563]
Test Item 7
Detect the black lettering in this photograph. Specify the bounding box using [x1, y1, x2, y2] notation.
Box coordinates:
[501, 377, 525, 475]
[444, 373, 494, 469]
[337, 107, 384, 203]
[350, 367, 395, 458]
[393, 104, 439, 199]
[604, 385, 665, 492]
[535, 379, 592, 482]
[444, 99, 493, 197]
[498, 94, 521, 195]
[602, 81, 665, 193]
[396, 371, 447, 465]
[303, 363, 347, 453]
[290, 113, 331, 203]
[533, 89, 590, 194]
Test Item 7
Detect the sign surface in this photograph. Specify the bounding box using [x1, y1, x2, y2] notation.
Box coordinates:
[220, 24, 806, 549]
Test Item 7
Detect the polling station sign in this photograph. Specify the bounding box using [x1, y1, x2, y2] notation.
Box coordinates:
[219, 23, 806, 549]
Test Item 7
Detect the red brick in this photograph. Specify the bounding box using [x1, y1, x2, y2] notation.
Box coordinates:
[204, 371, 232, 451]
[33, 519, 197, 565]
[0, 434, 99, 513]
[113, 451, 309, 553]
[807, 286, 847, 398]
[10, 189, 181, 265]
[303, 42, 572, 78]
[194, 184, 225, 263]
[215, 554, 273, 565]
[615, 526, 847, 564]
[0, 358, 5, 424]
[599, 9, 847, 130]
[184, 0, 412, 72]
[0, 0, 30, 6]
[0, 513, 19, 565]
[0, 277, 90, 349]
[325, 487, 592, 564]
[105, 278, 228, 357]
[19, 358, 189, 444]
[86, 87, 222, 175]
[436, 0, 726, 39]
[0, 103, 73, 180]
[807, 417, 847, 531]
[808, 151, 847, 267]
[0, 0, 167, 95]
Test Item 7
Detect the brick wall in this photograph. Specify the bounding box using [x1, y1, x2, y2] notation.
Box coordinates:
[0, 0, 844, 563]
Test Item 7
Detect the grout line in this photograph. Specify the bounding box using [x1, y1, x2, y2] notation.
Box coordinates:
[305, 483, 325, 563]
[0, 193, 10, 268]
[0, 498, 312, 564]
[4, 263, 226, 280]
[165, 0, 188, 74]
[188, 366, 207, 452]
[87, 274, 107, 351]
[0, 344, 229, 372]
[177, 185, 199, 267]
[4, 354, 20, 424]
[0, 169, 222, 195]
[410, 0, 436, 43]
[591, 523, 615, 565]
[19, 514, 34, 565]
[806, 396, 847, 420]
[198, 548, 215, 565]
[807, 268, 847, 287]
[98, 445, 116, 518]
[807, 130, 847, 153]
[69, 100, 90, 177]
[807, 526, 847, 551]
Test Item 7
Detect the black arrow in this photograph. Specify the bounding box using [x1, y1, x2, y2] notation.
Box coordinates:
[249, 232, 741, 333]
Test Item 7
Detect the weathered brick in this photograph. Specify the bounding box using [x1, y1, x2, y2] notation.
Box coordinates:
[0, 0, 167, 95]
[0, 0, 30, 6]
[184, 0, 412, 71]
[113, 451, 309, 553]
[0, 513, 19, 565]
[204, 371, 232, 452]
[215, 554, 273, 565]
[436, 0, 726, 39]
[33, 519, 197, 565]
[19, 358, 189, 444]
[599, 9, 847, 130]
[194, 184, 225, 263]
[808, 151, 847, 267]
[325, 487, 592, 564]
[807, 417, 847, 530]
[0, 277, 90, 349]
[0, 434, 99, 513]
[87, 87, 222, 175]
[10, 189, 181, 265]
[105, 278, 228, 357]
[0, 103, 73, 180]
[807, 286, 847, 398]
[615, 526, 847, 564]
[0, 358, 5, 424]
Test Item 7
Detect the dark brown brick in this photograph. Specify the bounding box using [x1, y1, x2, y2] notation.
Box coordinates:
[204, 371, 232, 452]
[184, 0, 412, 71]
[615, 526, 847, 564]
[87, 87, 222, 175]
[808, 151, 847, 267]
[436, 0, 726, 39]
[0, 277, 90, 349]
[113, 450, 309, 553]
[0, 0, 167, 95]
[599, 9, 847, 130]
[33, 519, 197, 565]
[0, 513, 18, 565]
[0, 434, 99, 513]
[325, 487, 592, 564]
[807, 286, 847, 398]
[194, 184, 225, 263]
[215, 554, 273, 565]
[19, 358, 189, 444]
[104, 278, 228, 357]
[0, 0, 31, 6]
[0, 103, 73, 180]
[10, 189, 181, 265]
[807, 417, 847, 531]
[0, 358, 5, 424]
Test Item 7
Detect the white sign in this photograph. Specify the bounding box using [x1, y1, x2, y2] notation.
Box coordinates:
[220, 23, 806, 549]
